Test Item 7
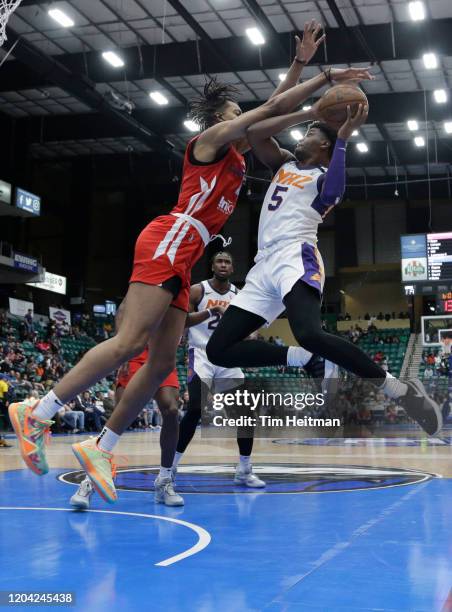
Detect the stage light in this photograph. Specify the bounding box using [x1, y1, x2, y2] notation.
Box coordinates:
[407, 120, 419, 131]
[48, 8, 74, 27]
[423, 52, 438, 69]
[184, 120, 200, 132]
[414, 136, 425, 147]
[433, 89, 447, 103]
[356, 142, 368, 153]
[302, 105, 312, 111]
[408, 1, 425, 21]
[102, 51, 125, 68]
[150, 91, 169, 105]
[444, 121, 452, 134]
[278, 73, 287, 82]
[352, 130, 359, 137]
[246, 27, 265, 46]
[290, 130, 303, 141]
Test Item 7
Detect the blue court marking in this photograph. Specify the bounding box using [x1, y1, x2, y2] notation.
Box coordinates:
[1, 467, 452, 611]
[273, 436, 452, 447]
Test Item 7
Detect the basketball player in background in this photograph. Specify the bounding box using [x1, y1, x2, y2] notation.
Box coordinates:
[9, 19, 372, 502]
[173, 251, 266, 488]
[207, 104, 443, 436]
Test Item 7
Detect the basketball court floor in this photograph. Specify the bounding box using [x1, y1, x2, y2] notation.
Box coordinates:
[1, 428, 452, 611]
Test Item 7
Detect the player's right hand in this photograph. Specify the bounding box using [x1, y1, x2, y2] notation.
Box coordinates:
[338, 104, 369, 140]
[210, 305, 226, 316]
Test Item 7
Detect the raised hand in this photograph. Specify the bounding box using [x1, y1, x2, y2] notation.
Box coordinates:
[329, 67, 374, 83]
[338, 104, 369, 140]
[295, 20, 325, 64]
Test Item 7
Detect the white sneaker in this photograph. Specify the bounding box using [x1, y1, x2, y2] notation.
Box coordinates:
[234, 465, 266, 488]
[70, 476, 95, 510]
[154, 476, 184, 506]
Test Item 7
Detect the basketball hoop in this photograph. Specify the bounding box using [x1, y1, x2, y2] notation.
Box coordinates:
[0, 0, 22, 47]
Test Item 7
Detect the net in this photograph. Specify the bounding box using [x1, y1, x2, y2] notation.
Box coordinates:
[0, 0, 22, 47]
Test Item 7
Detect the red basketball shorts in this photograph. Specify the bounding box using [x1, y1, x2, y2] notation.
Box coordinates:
[129, 214, 205, 312]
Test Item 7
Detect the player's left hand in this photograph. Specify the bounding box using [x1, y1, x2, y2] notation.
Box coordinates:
[295, 20, 325, 64]
[337, 104, 369, 140]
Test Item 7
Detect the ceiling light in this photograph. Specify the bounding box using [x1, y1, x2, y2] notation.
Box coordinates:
[290, 130, 303, 141]
[278, 73, 287, 82]
[423, 52, 438, 69]
[356, 142, 368, 153]
[102, 51, 125, 68]
[302, 105, 312, 111]
[352, 130, 359, 137]
[246, 27, 265, 46]
[48, 8, 74, 27]
[444, 121, 452, 134]
[407, 119, 419, 131]
[150, 91, 169, 105]
[433, 89, 447, 103]
[414, 136, 425, 147]
[184, 120, 199, 132]
[408, 1, 425, 21]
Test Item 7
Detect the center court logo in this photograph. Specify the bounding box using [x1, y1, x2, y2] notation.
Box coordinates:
[58, 463, 435, 494]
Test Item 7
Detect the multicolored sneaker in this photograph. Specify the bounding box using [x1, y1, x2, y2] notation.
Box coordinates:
[72, 438, 117, 504]
[8, 402, 53, 475]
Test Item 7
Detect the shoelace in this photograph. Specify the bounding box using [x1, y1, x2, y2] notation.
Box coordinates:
[109, 454, 129, 480]
[209, 234, 232, 248]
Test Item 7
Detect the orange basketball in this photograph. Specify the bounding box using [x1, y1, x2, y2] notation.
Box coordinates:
[316, 84, 368, 129]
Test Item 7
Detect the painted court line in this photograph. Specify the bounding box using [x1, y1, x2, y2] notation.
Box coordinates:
[0, 506, 211, 567]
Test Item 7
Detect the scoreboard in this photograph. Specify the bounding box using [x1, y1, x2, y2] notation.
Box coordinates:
[427, 233, 452, 281]
[401, 232, 452, 283]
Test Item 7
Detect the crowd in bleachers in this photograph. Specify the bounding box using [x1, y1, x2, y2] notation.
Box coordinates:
[337, 311, 410, 322]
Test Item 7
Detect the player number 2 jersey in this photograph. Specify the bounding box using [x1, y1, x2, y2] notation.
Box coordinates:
[188, 280, 238, 350]
[257, 162, 329, 253]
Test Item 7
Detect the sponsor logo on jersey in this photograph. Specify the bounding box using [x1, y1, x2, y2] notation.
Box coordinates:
[59, 463, 435, 494]
[218, 196, 235, 215]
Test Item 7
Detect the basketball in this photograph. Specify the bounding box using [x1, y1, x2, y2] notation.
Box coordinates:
[316, 84, 368, 128]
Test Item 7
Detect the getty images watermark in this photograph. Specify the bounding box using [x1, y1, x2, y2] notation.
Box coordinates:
[209, 389, 341, 429]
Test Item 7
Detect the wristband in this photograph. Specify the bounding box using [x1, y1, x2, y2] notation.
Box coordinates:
[322, 68, 332, 84]
[207, 309, 213, 317]
[294, 58, 306, 65]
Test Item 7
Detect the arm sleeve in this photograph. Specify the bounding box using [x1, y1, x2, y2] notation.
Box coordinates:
[318, 138, 347, 206]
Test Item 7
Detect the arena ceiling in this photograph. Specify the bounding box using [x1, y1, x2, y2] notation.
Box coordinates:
[1, 0, 452, 180]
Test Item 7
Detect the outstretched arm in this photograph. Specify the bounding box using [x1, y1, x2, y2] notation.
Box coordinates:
[246, 108, 315, 170]
[270, 21, 325, 99]
[194, 67, 372, 163]
[318, 104, 369, 208]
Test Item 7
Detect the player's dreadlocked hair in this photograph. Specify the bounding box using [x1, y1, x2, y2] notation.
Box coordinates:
[307, 121, 338, 159]
[189, 77, 240, 131]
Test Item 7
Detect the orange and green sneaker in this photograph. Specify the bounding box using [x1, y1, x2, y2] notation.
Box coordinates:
[8, 402, 53, 475]
[72, 438, 118, 504]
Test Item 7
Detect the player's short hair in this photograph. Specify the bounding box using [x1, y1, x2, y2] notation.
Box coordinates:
[189, 77, 240, 131]
[211, 251, 233, 265]
[307, 121, 337, 159]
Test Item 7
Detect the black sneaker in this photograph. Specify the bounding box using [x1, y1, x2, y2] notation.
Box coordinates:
[399, 379, 443, 436]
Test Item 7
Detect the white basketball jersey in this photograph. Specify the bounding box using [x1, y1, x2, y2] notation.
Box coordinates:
[188, 280, 239, 350]
[257, 162, 328, 253]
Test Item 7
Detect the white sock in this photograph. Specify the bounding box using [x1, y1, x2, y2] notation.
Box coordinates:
[96, 427, 119, 453]
[287, 346, 313, 367]
[380, 373, 408, 399]
[33, 390, 64, 421]
[239, 455, 251, 470]
[172, 451, 183, 468]
[159, 466, 172, 479]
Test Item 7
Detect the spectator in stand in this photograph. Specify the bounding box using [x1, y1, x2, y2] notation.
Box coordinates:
[364, 313, 370, 320]
[0, 376, 12, 447]
[385, 403, 398, 424]
[58, 399, 85, 433]
[25, 309, 34, 335]
[274, 335, 285, 346]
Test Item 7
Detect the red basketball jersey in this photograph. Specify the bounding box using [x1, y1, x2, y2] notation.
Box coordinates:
[171, 137, 246, 236]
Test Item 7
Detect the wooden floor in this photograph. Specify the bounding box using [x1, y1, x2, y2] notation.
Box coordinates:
[2, 428, 452, 476]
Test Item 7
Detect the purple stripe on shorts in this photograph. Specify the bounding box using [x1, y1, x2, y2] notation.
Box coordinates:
[300, 243, 322, 293]
[187, 347, 195, 383]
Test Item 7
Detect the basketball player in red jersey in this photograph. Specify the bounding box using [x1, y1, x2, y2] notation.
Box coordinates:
[70, 346, 184, 509]
[9, 21, 372, 502]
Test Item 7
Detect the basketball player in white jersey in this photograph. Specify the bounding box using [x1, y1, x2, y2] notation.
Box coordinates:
[207, 105, 443, 436]
[173, 251, 265, 487]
